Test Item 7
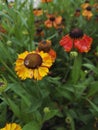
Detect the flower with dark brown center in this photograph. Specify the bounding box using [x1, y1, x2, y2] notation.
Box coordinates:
[60, 28, 93, 53]
[81, 0, 90, 9]
[38, 40, 52, 52]
[24, 53, 42, 69]
[82, 7, 93, 20]
[44, 14, 62, 28]
[15, 51, 53, 80]
[33, 8, 43, 16]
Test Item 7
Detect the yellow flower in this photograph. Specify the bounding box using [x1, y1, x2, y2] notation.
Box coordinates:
[15, 51, 53, 80]
[0, 123, 21, 130]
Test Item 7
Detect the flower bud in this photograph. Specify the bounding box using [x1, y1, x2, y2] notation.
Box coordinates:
[6, 40, 12, 46]
[65, 116, 72, 124]
[43, 107, 50, 113]
[22, 30, 29, 35]
[70, 51, 78, 58]
[0, 79, 7, 93]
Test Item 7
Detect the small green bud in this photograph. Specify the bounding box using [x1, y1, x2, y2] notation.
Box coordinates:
[0, 79, 7, 93]
[70, 51, 78, 58]
[22, 30, 29, 35]
[65, 116, 72, 124]
[84, 70, 88, 74]
[43, 107, 50, 113]
[6, 40, 12, 46]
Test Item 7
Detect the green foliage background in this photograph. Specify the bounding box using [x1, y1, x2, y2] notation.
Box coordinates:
[0, 0, 98, 130]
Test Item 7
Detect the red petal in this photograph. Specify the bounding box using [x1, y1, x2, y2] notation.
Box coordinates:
[74, 35, 93, 53]
[60, 35, 73, 52]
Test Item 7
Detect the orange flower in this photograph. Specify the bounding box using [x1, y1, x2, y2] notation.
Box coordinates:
[41, 0, 52, 3]
[60, 28, 93, 53]
[37, 40, 56, 62]
[81, 0, 90, 9]
[44, 14, 62, 28]
[33, 8, 43, 16]
[82, 6, 93, 20]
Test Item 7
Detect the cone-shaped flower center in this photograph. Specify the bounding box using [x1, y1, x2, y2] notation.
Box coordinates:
[24, 53, 42, 69]
[76, 8, 81, 12]
[69, 28, 83, 39]
[38, 40, 51, 52]
[86, 6, 92, 11]
[85, 0, 89, 3]
[36, 27, 43, 33]
[49, 16, 55, 21]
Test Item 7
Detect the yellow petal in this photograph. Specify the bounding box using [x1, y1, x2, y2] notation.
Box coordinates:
[38, 67, 49, 77]
[18, 51, 29, 59]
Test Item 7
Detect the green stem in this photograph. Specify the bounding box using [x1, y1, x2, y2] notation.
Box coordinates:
[47, 33, 57, 40]
[71, 54, 82, 84]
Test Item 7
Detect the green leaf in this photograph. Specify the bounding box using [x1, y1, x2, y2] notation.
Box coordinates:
[8, 83, 31, 107]
[87, 81, 98, 97]
[83, 63, 98, 75]
[56, 85, 74, 101]
[3, 95, 20, 118]
[43, 109, 60, 122]
[87, 99, 98, 112]
[22, 121, 41, 130]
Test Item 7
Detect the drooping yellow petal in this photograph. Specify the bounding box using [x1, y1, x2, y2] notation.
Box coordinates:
[39, 51, 53, 67]
[38, 66, 49, 77]
[18, 51, 29, 59]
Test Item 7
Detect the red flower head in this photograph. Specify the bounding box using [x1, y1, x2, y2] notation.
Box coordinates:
[60, 28, 93, 53]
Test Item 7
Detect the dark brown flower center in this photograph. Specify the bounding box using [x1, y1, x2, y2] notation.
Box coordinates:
[38, 40, 51, 52]
[85, 0, 89, 3]
[76, 8, 81, 12]
[49, 16, 55, 21]
[69, 28, 83, 39]
[86, 6, 92, 11]
[33, 8, 42, 11]
[36, 27, 43, 33]
[24, 53, 42, 69]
